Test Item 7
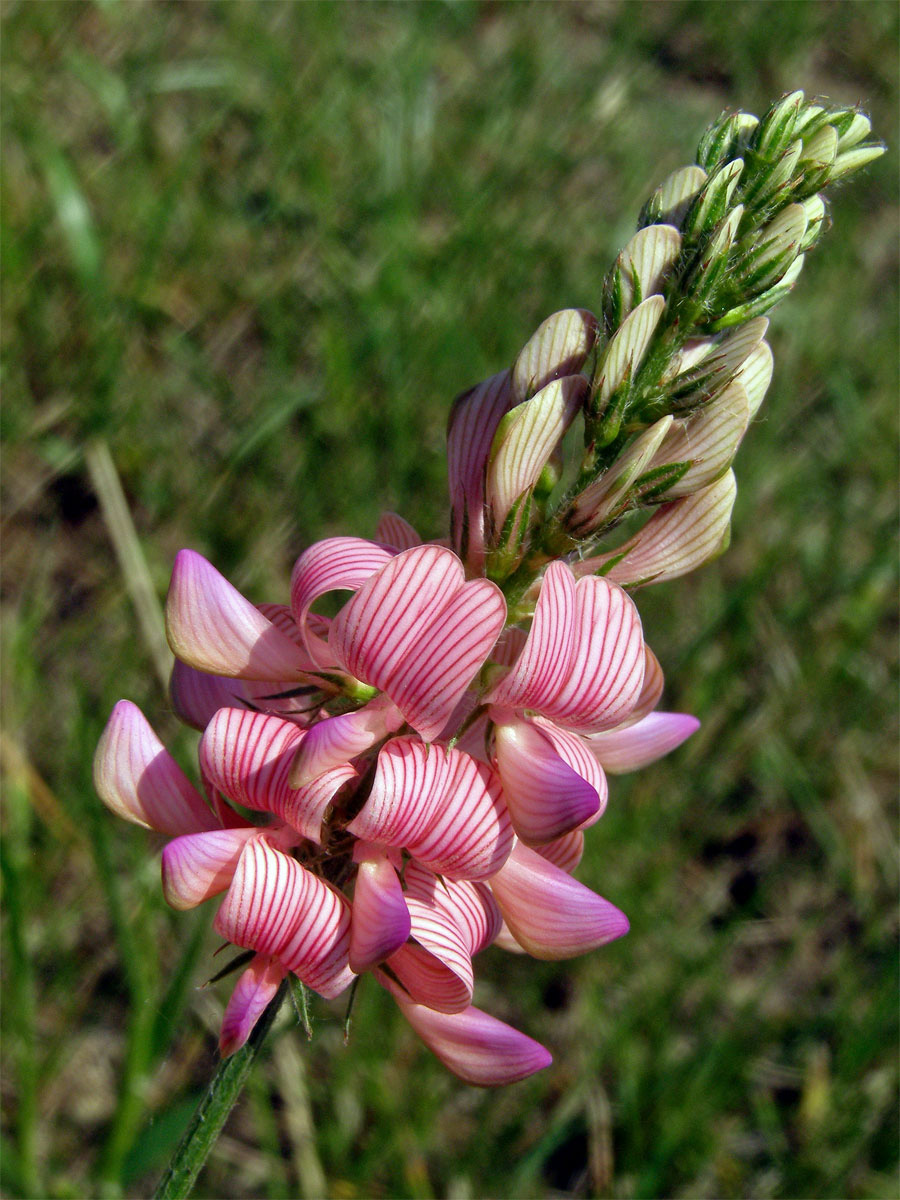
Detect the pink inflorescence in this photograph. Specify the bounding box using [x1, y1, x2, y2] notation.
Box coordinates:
[95, 533, 696, 1087]
[95, 332, 700, 1087]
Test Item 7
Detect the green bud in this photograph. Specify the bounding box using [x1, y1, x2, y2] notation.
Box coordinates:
[837, 111, 872, 150]
[682, 158, 744, 243]
[741, 137, 803, 212]
[736, 203, 808, 294]
[801, 124, 839, 169]
[697, 110, 759, 172]
[708, 257, 804, 330]
[829, 143, 886, 181]
[795, 103, 829, 139]
[797, 195, 827, 252]
[752, 90, 805, 160]
[639, 165, 707, 229]
[682, 205, 743, 308]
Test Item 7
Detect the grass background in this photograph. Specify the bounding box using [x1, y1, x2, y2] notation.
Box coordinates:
[2, 2, 897, 1197]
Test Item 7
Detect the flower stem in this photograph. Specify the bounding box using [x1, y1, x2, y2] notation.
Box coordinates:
[153, 979, 289, 1200]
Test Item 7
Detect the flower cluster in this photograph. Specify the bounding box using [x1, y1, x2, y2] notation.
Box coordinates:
[95, 93, 881, 1085]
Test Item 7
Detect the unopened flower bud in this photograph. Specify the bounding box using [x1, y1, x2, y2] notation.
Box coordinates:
[682, 204, 743, 310]
[682, 158, 744, 243]
[603, 225, 681, 332]
[697, 109, 759, 172]
[829, 143, 886, 182]
[646, 379, 752, 499]
[639, 165, 707, 229]
[798, 195, 827, 252]
[836, 111, 872, 150]
[741, 137, 802, 210]
[565, 417, 674, 535]
[737, 203, 808, 294]
[752, 90, 805, 160]
[511, 309, 598, 403]
[590, 295, 665, 439]
[485, 375, 587, 571]
[576, 471, 738, 588]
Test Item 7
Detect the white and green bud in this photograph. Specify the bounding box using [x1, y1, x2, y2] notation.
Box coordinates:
[800, 124, 839, 171]
[797, 195, 827, 252]
[486, 375, 588, 541]
[697, 110, 759, 173]
[586, 471, 738, 589]
[682, 158, 744, 242]
[646, 379, 752, 499]
[603, 224, 681, 329]
[639, 165, 707, 229]
[511, 309, 599, 403]
[741, 137, 803, 211]
[752, 90, 805, 161]
[737, 203, 808, 294]
[795, 103, 828, 139]
[709, 257, 804, 330]
[829, 142, 886, 182]
[734, 341, 773, 418]
[682, 204, 743, 310]
[592, 294, 665, 425]
[671, 316, 768, 408]
[836, 111, 872, 150]
[566, 416, 674, 535]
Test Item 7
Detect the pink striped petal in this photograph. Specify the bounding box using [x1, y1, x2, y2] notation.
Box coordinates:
[486, 561, 576, 710]
[200, 708, 354, 842]
[290, 537, 394, 667]
[488, 841, 629, 960]
[161, 827, 262, 909]
[200, 707, 301, 815]
[632, 646, 665, 720]
[346, 736, 453, 846]
[486, 376, 587, 534]
[544, 577, 645, 732]
[219, 954, 287, 1057]
[214, 840, 354, 998]
[380, 974, 552, 1086]
[533, 720, 609, 830]
[492, 716, 601, 844]
[406, 752, 514, 881]
[169, 659, 317, 731]
[166, 550, 312, 681]
[535, 830, 584, 874]
[585, 711, 699, 774]
[280, 763, 359, 843]
[389, 898, 474, 1013]
[289, 695, 404, 788]
[375, 512, 422, 551]
[330, 546, 505, 740]
[386, 578, 506, 741]
[255, 603, 307, 648]
[447, 370, 515, 570]
[349, 844, 411, 973]
[405, 863, 502, 955]
[94, 700, 217, 835]
[331, 545, 460, 685]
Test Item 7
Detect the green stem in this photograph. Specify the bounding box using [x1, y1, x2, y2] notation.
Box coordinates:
[153, 980, 288, 1200]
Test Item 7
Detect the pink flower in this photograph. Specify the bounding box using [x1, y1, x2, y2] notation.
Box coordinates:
[98, 514, 697, 1085]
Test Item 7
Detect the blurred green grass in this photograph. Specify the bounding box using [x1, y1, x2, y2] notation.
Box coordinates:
[1, 2, 897, 1197]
